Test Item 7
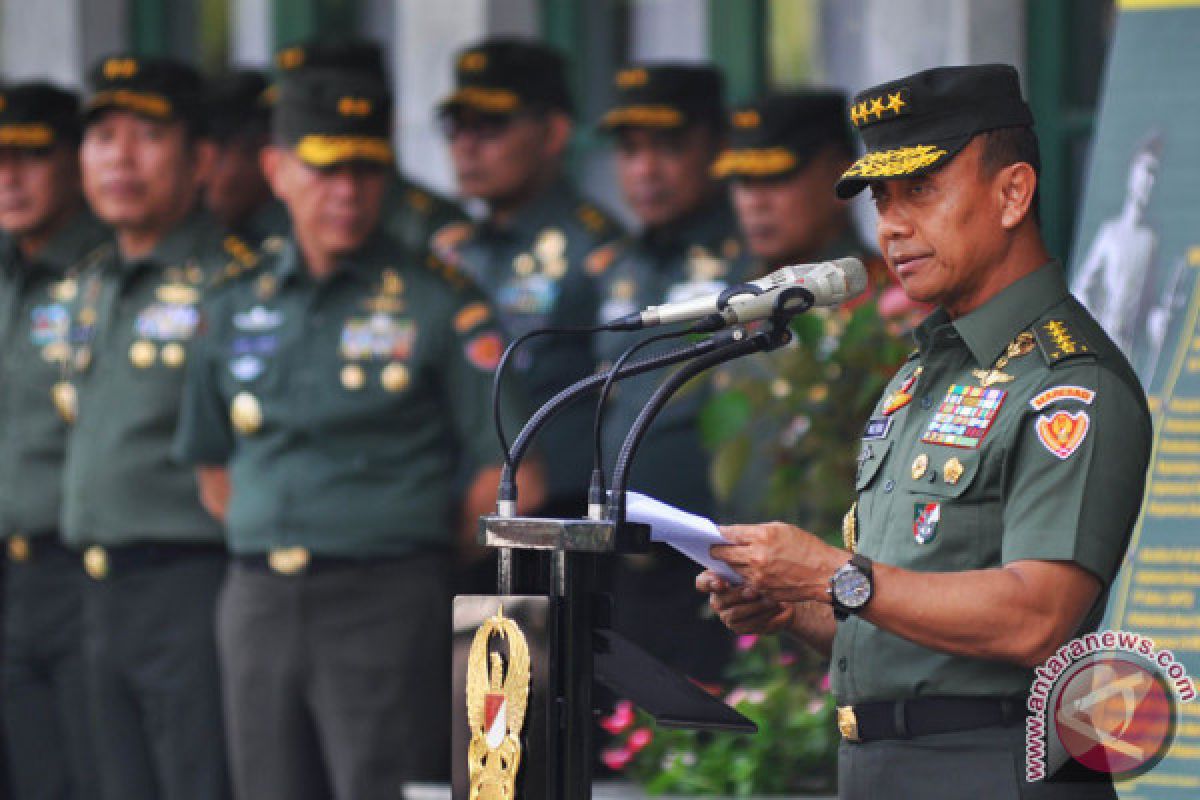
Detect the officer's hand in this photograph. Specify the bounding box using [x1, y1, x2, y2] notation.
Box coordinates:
[696, 570, 794, 634]
[711, 523, 844, 604]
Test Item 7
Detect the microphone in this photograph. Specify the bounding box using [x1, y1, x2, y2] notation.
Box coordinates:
[610, 256, 868, 330]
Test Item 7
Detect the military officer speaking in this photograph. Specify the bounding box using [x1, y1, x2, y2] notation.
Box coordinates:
[66, 55, 241, 800]
[272, 36, 469, 256]
[594, 64, 745, 681]
[0, 82, 106, 800]
[436, 38, 622, 519]
[702, 65, 1151, 799]
[174, 67, 541, 799]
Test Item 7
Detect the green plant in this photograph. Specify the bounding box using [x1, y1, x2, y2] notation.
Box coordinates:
[601, 636, 838, 796]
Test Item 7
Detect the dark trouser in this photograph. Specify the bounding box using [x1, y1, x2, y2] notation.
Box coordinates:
[3, 539, 97, 800]
[217, 553, 452, 800]
[82, 551, 230, 800]
[612, 547, 732, 682]
[838, 724, 1118, 799]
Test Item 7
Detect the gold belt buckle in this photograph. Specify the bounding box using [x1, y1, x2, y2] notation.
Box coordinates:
[267, 546, 311, 575]
[7, 535, 30, 563]
[837, 705, 861, 742]
[83, 546, 109, 580]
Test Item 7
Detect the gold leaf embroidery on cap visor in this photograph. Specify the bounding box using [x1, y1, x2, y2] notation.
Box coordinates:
[444, 87, 519, 113]
[294, 135, 394, 167]
[0, 124, 55, 148]
[602, 105, 684, 128]
[840, 144, 948, 180]
[712, 147, 798, 178]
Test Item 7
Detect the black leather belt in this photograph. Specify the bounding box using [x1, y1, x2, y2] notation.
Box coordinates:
[837, 695, 1026, 742]
[235, 548, 435, 576]
[83, 542, 226, 580]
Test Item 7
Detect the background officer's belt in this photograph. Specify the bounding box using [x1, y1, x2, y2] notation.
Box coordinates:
[843, 695, 1025, 742]
[236, 550, 441, 576]
[90, 541, 225, 572]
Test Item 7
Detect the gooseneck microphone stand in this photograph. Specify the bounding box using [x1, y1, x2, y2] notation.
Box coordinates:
[457, 295, 804, 800]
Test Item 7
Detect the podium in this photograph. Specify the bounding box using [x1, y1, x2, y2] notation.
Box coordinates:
[452, 320, 797, 799]
[452, 518, 756, 800]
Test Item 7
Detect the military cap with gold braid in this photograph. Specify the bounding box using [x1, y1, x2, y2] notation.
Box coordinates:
[0, 82, 81, 150]
[600, 64, 724, 131]
[835, 64, 1033, 199]
[84, 54, 206, 130]
[713, 90, 850, 180]
[274, 67, 393, 168]
[274, 38, 387, 81]
[438, 38, 572, 116]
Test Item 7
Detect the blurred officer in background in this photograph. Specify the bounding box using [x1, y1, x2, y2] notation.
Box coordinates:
[65, 54, 245, 800]
[272, 37, 469, 254]
[0, 81, 106, 800]
[203, 70, 288, 246]
[593, 64, 744, 681]
[174, 67, 542, 799]
[435, 37, 622, 523]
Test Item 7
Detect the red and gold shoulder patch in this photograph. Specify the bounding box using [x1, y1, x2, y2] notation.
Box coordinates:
[1030, 385, 1096, 411]
[1036, 410, 1090, 459]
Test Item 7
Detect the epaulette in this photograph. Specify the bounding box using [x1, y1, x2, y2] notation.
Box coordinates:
[424, 251, 475, 292]
[1033, 318, 1093, 367]
[585, 240, 624, 276]
[576, 203, 617, 236]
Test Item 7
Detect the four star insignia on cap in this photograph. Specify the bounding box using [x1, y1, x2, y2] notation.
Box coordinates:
[850, 90, 909, 128]
[103, 58, 139, 80]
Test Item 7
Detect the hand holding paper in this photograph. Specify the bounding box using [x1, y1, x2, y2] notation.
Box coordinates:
[623, 491, 742, 583]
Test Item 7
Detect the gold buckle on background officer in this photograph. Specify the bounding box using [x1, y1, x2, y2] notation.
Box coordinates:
[7, 535, 31, 562]
[84, 545, 108, 580]
[837, 706, 861, 742]
[267, 546, 311, 575]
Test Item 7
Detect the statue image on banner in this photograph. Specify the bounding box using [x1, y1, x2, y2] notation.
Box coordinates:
[1071, 131, 1162, 374]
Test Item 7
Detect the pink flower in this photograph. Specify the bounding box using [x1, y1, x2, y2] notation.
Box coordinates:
[778, 651, 797, 667]
[600, 700, 635, 735]
[602, 747, 634, 771]
[726, 688, 748, 706]
[736, 634, 759, 651]
[628, 727, 654, 753]
[819, 672, 832, 693]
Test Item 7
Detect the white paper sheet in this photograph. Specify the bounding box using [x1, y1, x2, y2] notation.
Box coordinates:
[623, 491, 742, 584]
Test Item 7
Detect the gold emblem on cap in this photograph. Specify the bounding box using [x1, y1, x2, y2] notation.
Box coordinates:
[338, 96, 373, 117]
[381, 363, 410, 393]
[161, 342, 186, 368]
[7, 535, 30, 563]
[268, 546, 310, 575]
[230, 392, 263, 435]
[616, 68, 648, 88]
[341, 364, 365, 391]
[103, 58, 138, 80]
[83, 546, 109, 580]
[460, 51, 487, 72]
[52, 381, 78, 423]
[944, 457, 964, 486]
[911, 453, 929, 481]
[129, 340, 156, 369]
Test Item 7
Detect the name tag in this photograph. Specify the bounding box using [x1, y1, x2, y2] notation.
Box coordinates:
[863, 416, 893, 440]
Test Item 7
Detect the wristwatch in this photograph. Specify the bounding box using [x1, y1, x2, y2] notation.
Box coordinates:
[829, 553, 874, 620]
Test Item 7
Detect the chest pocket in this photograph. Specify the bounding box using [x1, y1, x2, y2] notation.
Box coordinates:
[855, 438, 893, 491]
[893, 449, 991, 570]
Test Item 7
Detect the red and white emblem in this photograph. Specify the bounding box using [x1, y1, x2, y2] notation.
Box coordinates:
[484, 692, 508, 749]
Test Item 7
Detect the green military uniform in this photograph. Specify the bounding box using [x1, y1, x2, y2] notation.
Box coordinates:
[435, 39, 624, 511]
[0, 82, 109, 800]
[66, 56, 237, 800]
[593, 64, 744, 682]
[174, 67, 518, 799]
[829, 66, 1151, 799]
[272, 37, 469, 255]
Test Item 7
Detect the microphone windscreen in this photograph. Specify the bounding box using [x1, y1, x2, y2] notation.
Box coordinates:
[835, 257, 869, 297]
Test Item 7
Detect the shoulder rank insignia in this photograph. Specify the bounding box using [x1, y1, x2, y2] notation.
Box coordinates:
[1034, 319, 1091, 366]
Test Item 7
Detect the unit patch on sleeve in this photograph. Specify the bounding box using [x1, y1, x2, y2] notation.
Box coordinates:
[1035, 410, 1090, 459]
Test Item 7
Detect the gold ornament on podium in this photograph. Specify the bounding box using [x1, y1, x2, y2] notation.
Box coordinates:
[466, 607, 531, 800]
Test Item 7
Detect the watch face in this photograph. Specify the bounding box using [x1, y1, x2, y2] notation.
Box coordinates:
[833, 566, 871, 609]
